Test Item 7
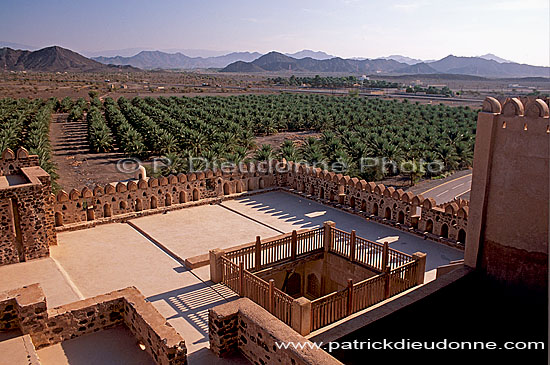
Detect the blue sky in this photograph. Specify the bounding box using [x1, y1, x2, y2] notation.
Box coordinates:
[1, 0, 549, 65]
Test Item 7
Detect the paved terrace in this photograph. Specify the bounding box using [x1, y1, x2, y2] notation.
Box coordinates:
[0, 191, 463, 364]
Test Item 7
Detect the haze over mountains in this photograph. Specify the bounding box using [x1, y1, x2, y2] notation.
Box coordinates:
[0, 44, 548, 78]
[0, 46, 137, 72]
[221, 52, 550, 78]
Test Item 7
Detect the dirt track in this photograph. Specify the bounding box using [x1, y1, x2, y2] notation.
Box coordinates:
[50, 113, 134, 191]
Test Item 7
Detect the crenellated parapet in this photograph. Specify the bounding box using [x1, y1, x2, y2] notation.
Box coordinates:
[285, 160, 468, 245]
[466, 96, 549, 291]
[53, 161, 282, 228]
[0, 147, 40, 176]
[0, 148, 56, 265]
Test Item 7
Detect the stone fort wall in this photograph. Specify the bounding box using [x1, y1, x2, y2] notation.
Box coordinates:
[465, 96, 549, 292]
[0, 284, 187, 364]
[0, 148, 56, 266]
[50, 160, 469, 247]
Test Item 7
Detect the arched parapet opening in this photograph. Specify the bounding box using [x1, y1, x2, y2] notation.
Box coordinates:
[135, 198, 143, 212]
[223, 182, 231, 195]
[372, 203, 379, 216]
[192, 189, 200, 201]
[440, 223, 449, 238]
[150, 196, 158, 209]
[165, 193, 172, 206]
[86, 206, 95, 221]
[398, 211, 405, 224]
[425, 219, 434, 234]
[55, 212, 63, 227]
[458, 229, 466, 244]
[103, 203, 112, 218]
[384, 207, 392, 220]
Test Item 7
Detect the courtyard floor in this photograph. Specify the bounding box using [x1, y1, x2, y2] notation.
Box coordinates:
[0, 190, 463, 364]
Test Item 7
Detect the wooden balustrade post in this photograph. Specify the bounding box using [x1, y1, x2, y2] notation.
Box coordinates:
[347, 279, 354, 315]
[269, 279, 275, 313]
[382, 241, 389, 270]
[384, 264, 391, 299]
[323, 221, 336, 253]
[412, 252, 427, 285]
[239, 261, 244, 297]
[209, 249, 225, 283]
[349, 230, 356, 262]
[255, 236, 262, 271]
[291, 230, 297, 260]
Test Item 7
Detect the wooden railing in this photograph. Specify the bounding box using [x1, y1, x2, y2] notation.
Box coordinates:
[331, 227, 413, 272]
[220, 256, 293, 326]
[218, 224, 421, 333]
[331, 228, 351, 257]
[389, 260, 419, 297]
[224, 227, 324, 272]
[296, 228, 324, 256]
[310, 260, 420, 331]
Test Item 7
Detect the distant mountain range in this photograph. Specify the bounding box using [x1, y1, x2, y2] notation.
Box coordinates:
[92, 51, 262, 70]
[221, 52, 550, 78]
[0, 46, 137, 72]
[0, 44, 548, 78]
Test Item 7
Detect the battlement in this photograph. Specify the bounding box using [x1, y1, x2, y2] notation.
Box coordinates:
[0, 147, 40, 176]
[482, 96, 550, 132]
[466, 96, 549, 291]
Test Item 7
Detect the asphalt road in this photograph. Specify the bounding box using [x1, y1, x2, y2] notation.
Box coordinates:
[420, 173, 472, 204]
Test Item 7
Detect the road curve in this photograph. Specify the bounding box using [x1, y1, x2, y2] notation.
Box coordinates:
[420, 174, 472, 205]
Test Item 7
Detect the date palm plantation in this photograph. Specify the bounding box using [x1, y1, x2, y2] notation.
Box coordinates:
[0, 94, 477, 187]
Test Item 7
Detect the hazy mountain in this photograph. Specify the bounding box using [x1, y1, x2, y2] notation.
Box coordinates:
[93, 50, 262, 69]
[396, 62, 438, 74]
[425, 55, 549, 77]
[0, 46, 137, 72]
[377, 55, 423, 65]
[478, 53, 512, 64]
[221, 52, 550, 78]
[0, 41, 38, 51]
[285, 50, 334, 60]
[221, 51, 406, 73]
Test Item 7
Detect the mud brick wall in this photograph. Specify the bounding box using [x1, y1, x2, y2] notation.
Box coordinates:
[209, 309, 238, 357]
[0, 167, 55, 265]
[0, 298, 18, 331]
[123, 291, 187, 365]
[285, 161, 469, 246]
[54, 162, 282, 228]
[0, 284, 187, 365]
[210, 298, 342, 365]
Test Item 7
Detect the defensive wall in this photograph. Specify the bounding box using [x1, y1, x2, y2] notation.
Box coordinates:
[465, 96, 549, 292]
[0, 284, 187, 364]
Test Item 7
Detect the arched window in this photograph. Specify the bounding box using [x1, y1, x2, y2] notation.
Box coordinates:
[103, 204, 112, 218]
[425, 219, 434, 234]
[55, 212, 63, 227]
[458, 229, 466, 244]
[441, 223, 449, 239]
[398, 211, 405, 224]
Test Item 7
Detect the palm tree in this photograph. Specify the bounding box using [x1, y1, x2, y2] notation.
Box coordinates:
[255, 144, 273, 161]
[279, 140, 300, 162]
